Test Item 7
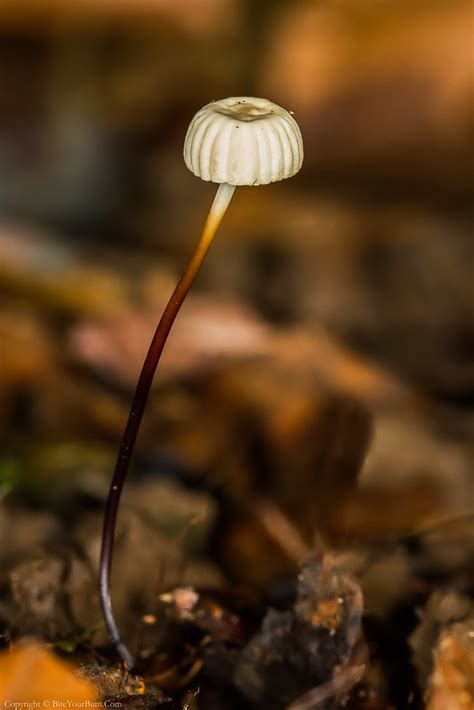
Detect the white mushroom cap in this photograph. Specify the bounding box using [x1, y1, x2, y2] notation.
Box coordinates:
[184, 97, 303, 186]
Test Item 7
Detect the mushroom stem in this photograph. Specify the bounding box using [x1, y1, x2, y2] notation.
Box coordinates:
[99, 181, 236, 669]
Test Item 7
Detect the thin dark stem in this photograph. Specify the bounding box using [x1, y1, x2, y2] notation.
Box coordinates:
[99, 183, 235, 669]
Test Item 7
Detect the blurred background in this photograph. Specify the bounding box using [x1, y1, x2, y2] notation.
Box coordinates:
[0, 0, 472, 629]
[0, 2, 473, 706]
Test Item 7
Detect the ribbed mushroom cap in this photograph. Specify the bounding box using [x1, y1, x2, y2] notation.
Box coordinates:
[184, 97, 303, 186]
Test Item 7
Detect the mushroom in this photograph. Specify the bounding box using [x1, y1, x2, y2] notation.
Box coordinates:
[99, 96, 304, 669]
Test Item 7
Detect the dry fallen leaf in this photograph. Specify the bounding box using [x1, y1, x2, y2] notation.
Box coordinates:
[426, 624, 474, 710]
[0, 639, 101, 703]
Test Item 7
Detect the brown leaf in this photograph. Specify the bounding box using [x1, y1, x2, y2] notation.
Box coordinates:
[0, 639, 101, 703]
[427, 624, 474, 710]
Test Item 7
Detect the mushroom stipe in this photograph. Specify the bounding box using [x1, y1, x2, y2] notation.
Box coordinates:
[99, 97, 303, 669]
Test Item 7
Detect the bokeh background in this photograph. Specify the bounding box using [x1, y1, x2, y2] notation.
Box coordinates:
[0, 3, 473, 706]
[0, 0, 472, 605]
